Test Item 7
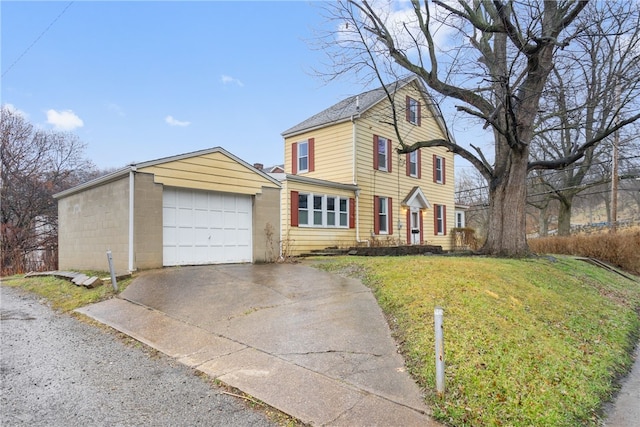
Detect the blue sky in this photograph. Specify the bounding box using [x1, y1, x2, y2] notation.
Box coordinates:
[2, 1, 478, 173]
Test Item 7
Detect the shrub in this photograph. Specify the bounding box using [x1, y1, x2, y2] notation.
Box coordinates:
[529, 229, 640, 275]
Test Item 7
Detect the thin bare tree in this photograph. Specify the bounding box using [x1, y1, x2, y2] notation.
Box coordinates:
[1, 105, 95, 274]
[528, 2, 640, 235]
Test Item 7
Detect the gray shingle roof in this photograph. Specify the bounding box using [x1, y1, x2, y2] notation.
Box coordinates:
[281, 77, 417, 137]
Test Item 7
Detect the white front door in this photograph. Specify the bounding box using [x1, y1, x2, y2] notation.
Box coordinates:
[410, 210, 421, 245]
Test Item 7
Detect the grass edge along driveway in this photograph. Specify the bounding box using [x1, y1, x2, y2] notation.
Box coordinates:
[317, 255, 640, 427]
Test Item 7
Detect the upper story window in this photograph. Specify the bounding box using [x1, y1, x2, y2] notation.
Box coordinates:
[298, 141, 309, 173]
[291, 138, 315, 174]
[406, 96, 421, 126]
[374, 135, 392, 172]
[433, 155, 445, 184]
[407, 150, 420, 178]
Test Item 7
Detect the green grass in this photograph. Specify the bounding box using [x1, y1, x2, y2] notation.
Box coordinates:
[317, 255, 640, 426]
[2, 271, 133, 312]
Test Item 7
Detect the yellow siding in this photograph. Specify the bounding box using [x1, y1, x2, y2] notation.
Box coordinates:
[284, 121, 354, 184]
[139, 151, 279, 195]
[280, 180, 357, 256]
[354, 81, 456, 249]
[282, 80, 456, 253]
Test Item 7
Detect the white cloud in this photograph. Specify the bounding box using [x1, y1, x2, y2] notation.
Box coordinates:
[221, 74, 244, 87]
[46, 109, 84, 131]
[165, 115, 191, 127]
[3, 103, 29, 118]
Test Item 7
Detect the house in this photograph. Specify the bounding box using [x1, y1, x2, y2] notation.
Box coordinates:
[278, 77, 456, 255]
[54, 147, 281, 272]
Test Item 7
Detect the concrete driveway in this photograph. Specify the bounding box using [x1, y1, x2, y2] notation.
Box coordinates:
[77, 263, 441, 426]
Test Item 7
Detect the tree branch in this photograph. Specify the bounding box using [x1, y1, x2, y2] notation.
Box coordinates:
[396, 138, 493, 180]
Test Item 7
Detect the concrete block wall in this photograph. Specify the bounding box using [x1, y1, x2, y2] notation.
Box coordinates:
[133, 173, 163, 270]
[58, 177, 130, 271]
[253, 186, 281, 262]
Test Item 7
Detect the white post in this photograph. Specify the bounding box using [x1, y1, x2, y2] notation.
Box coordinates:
[435, 306, 445, 397]
[106, 250, 118, 292]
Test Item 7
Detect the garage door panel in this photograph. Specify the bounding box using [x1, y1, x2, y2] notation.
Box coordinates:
[237, 211, 250, 228]
[177, 190, 192, 205]
[163, 207, 177, 226]
[195, 210, 209, 228]
[163, 188, 252, 266]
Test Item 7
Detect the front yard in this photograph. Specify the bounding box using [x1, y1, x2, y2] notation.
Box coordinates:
[318, 255, 640, 426]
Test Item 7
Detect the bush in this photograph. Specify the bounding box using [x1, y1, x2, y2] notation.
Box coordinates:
[529, 229, 640, 275]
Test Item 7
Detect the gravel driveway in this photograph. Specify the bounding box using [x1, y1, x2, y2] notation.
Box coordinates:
[0, 286, 277, 427]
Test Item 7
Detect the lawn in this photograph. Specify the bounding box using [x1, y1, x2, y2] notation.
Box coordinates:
[2, 272, 133, 313]
[317, 255, 640, 426]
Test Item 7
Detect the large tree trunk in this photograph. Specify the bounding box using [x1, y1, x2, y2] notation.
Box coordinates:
[481, 148, 530, 257]
[557, 198, 573, 236]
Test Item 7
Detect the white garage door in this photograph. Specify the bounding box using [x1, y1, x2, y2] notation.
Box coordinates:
[163, 187, 252, 266]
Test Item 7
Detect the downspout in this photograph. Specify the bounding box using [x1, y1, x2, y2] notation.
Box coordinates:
[128, 167, 136, 272]
[352, 112, 369, 247]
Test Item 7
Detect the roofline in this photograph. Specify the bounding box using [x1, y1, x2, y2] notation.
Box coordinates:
[282, 116, 355, 139]
[54, 146, 281, 199]
[283, 174, 360, 192]
[53, 166, 132, 199]
[281, 76, 455, 144]
[282, 77, 417, 138]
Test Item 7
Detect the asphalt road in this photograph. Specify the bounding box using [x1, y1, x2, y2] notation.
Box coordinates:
[0, 285, 277, 427]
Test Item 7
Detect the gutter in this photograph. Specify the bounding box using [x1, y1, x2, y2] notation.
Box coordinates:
[351, 113, 369, 247]
[128, 168, 136, 272]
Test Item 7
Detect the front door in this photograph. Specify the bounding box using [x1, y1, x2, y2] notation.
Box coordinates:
[410, 210, 421, 245]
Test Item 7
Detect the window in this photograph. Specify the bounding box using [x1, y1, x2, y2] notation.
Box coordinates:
[378, 137, 388, 171]
[339, 198, 348, 227]
[378, 197, 388, 233]
[298, 193, 309, 225]
[406, 96, 420, 125]
[374, 196, 393, 235]
[298, 141, 309, 173]
[456, 211, 465, 228]
[434, 204, 446, 235]
[374, 135, 392, 172]
[433, 155, 445, 184]
[293, 192, 351, 228]
[313, 195, 323, 226]
[327, 197, 336, 226]
[291, 138, 314, 174]
[407, 150, 420, 178]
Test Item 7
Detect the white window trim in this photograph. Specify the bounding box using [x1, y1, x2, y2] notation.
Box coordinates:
[456, 211, 465, 228]
[408, 97, 419, 125]
[298, 193, 349, 228]
[378, 196, 389, 234]
[436, 205, 445, 235]
[409, 151, 418, 177]
[298, 140, 309, 174]
[377, 137, 388, 172]
[435, 156, 443, 184]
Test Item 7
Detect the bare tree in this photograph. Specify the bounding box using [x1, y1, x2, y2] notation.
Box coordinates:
[528, 2, 640, 235]
[1, 105, 95, 274]
[319, 0, 640, 256]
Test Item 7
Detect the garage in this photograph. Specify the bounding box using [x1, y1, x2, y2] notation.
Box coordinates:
[55, 147, 281, 272]
[163, 187, 252, 265]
